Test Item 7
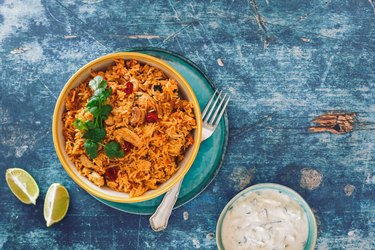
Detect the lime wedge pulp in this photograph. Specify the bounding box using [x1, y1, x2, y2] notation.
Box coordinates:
[5, 168, 39, 205]
[44, 183, 70, 227]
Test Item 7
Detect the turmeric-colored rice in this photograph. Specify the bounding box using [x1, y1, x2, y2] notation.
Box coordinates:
[62, 59, 196, 197]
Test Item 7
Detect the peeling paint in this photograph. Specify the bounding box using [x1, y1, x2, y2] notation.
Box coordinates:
[366, 173, 375, 184]
[15, 145, 28, 158]
[229, 167, 255, 190]
[0, 0, 48, 44]
[183, 211, 189, 220]
[319, 14, 352, 39]
[16, 41, 44, 62]
[64, 35, 79, 39]
[82, 0, 103, 3]
[292, 46, 303, 58]
[344, 184, 355, 196]
[10, 47, 30, 54]
[300, 168, 323, 190]
[192, 239, 201, 249]
[217, 58, 224, 66]
[348, 230, 355, 237]
[206, 233, 215, 241]
[78, 4, 96, 15]
[301, 37, 311, 42]
[128, 35, 160, 39]
[309, 113, 356, 134]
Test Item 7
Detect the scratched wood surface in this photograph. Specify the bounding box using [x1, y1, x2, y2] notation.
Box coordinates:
[1, 0, 375, 249]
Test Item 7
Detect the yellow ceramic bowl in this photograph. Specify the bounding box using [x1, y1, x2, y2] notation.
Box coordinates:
[53, 52, 202, 203]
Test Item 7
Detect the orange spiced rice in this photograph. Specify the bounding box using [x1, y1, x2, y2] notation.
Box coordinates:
[62, 59, 196, 197]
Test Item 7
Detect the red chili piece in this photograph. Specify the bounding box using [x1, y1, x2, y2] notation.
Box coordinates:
[125, 82, 133, 94]
[105, 166, 119, 181]
[123, 141, 133, 154]
[145, 111, 158, 123]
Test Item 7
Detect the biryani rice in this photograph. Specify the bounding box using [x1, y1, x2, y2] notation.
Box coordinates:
[62, 59, 196, 197]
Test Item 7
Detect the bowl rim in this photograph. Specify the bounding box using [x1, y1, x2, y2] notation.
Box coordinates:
[52, 52, 202, 203]
[216, 183, 318, 250]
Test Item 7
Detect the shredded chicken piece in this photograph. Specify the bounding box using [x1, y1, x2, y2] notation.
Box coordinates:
[92, 153, 106, 169]
[142, 123, 156, 138]
[81, 167, 91, 176]
[135, 92, 157, 110]
[79, 155, 104, 174]
[114, 127, 143, 147]
[130, 106, 144, 126]
[88, 171, 105, 186]
[130, 79, 139, 91]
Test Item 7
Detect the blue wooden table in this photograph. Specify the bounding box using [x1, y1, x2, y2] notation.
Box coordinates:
[1, 0, 375, 249]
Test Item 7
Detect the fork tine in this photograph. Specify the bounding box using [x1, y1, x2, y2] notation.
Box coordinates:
[204, 90, 222, 123]
[211, 94, 230, 130]
[208, 93, 228, 125]
[201, 89, 218, 118]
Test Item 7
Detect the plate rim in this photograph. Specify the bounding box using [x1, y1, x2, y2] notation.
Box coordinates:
[93, 47, 229, 214]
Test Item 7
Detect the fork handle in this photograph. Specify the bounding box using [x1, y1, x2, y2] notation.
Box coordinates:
[150, 134, 209, 231]
[149, 179, 183, 231]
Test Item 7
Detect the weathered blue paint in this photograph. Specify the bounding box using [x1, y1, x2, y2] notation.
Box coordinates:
[1, 0, 375, 249]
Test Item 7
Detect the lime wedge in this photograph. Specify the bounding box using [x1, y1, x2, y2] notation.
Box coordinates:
[44, 183, 70, 227]
[5, 168, 39, 205]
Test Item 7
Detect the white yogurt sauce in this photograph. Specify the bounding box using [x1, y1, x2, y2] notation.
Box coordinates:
[221, 189, 308, 250]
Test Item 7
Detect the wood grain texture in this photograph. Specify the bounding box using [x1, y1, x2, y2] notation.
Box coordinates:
[0, 0, 375, 249]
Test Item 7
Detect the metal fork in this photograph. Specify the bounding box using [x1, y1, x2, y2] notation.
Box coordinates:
[149, 90, 230, 231]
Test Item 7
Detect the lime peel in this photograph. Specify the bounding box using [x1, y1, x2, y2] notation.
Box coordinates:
[44, 183, 70, 227]
[5, 168, 39, 205]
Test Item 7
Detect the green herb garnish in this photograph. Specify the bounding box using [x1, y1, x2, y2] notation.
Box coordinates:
[89, 75, 107, 90]
[73, 76, 124, 159]
[84, 140, 99, 159]
[153, 85, 163, 92]
[82, 128, 106, 143]
[85, 76, 113, 128]
[105, 141, 125, 159]
[73, 119, 87, 131]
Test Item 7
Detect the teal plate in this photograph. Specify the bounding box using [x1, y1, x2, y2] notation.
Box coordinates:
[92, 48, 229, 215]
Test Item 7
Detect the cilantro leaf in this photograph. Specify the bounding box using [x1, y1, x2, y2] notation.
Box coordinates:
[94, 88, 104, 96]
[73, 75, 117, 159]
[73, 119, 97, 131]
[100, 104, 112, 120]
[86, 96, 100, 109]
[88, 106, 101, 117]
[85, 120, 95, 130]
[73, 118, 87, 131]
[89, 76, 107, 91]
[84, 140, 98, 159]
[98, 88, 112, 103]
[105, 141, 125, 159]
[83, 128, 106, 142]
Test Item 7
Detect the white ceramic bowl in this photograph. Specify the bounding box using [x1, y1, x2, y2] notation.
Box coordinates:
[216, 183, 317, 250]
